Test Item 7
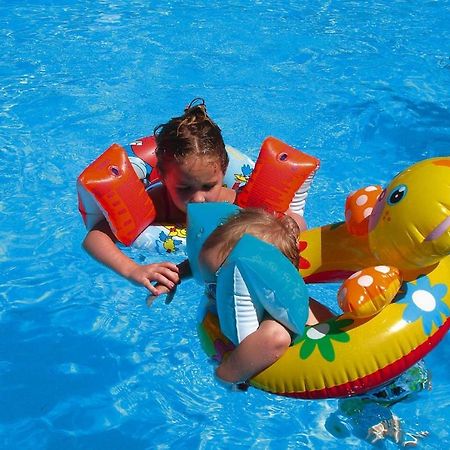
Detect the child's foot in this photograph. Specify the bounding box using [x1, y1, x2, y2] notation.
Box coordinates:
[366, 415, 402, 444]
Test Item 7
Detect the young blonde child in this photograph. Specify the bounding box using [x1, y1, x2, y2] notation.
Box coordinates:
[83, 99, 236, 295]
[198, 207, 332, 386]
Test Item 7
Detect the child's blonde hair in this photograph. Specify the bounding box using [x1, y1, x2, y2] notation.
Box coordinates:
[154, 98, 229, 176]
[201, 208, 301, 268]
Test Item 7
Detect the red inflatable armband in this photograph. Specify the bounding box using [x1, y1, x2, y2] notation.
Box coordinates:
[77, 143, 156, 245]
[235, 137, 320, 212]
[130, 135, 161, 184]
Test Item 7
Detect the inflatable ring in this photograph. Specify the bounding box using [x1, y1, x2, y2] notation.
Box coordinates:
[77, 136, 319, 254]
[198, 157, 450, 398]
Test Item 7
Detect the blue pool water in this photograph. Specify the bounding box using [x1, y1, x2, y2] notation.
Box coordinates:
[1, 1, 449, 448]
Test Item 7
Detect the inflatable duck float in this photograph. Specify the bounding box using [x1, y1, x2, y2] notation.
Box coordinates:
[199, 157, 450, 398]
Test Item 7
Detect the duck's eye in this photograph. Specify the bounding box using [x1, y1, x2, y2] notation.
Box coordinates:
[387, 184, 407, 205]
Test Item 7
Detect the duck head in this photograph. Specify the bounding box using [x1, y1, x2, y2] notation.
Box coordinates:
[368, 157, 450, 272]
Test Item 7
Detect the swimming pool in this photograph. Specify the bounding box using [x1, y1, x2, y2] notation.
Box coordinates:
[1, 1, 449, 448]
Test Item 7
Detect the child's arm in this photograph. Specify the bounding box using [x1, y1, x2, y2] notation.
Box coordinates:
[82, 219, 180, 295]
[215, 318, 291, 383]
[215, 303, 335, 385]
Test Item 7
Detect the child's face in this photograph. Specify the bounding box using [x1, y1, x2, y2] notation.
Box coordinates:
[163, 155, 225, 213]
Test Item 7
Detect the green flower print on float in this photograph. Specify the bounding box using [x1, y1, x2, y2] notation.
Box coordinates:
[294, 319, 353, 362]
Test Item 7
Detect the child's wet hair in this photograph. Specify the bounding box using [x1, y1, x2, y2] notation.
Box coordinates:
[201, 208, 301, 268]
[154, 98, 229, 175]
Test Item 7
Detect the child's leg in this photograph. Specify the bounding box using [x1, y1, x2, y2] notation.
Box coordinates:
[215, 319, 291, 383]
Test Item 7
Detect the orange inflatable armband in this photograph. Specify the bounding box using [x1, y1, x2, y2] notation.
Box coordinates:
[77, 143, 156, 245]
[235, 137, 319, 212]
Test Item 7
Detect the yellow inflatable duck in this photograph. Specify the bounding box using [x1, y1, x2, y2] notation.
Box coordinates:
[302, 157, 450, 317]
[199, 157, 450, 398]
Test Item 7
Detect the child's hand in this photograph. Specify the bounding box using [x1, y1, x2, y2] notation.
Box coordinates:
[146, 259, 191, 307]
[127, 262, 180, 295]
[146, 284, 175, 308]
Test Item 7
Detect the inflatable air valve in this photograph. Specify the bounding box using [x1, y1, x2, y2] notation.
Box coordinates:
[235, 136, 320, 214]
[77, 143, 156, 245]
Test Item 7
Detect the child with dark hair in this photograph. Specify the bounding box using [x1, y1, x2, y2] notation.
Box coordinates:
[83, 99, 235, 294]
